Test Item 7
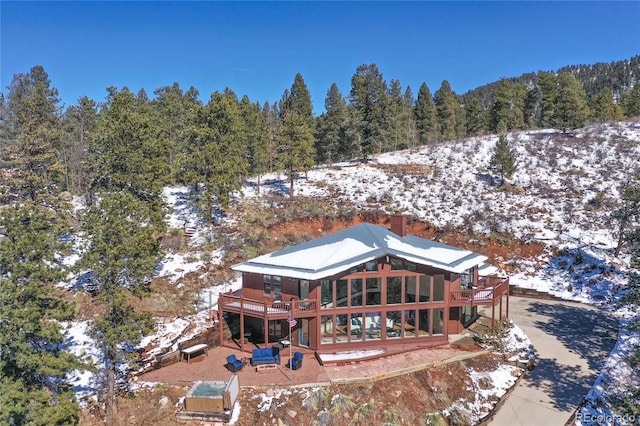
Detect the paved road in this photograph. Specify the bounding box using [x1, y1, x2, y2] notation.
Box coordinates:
[484, 296, 618, 426]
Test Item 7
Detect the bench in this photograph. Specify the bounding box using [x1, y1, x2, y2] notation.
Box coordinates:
[181, 343, 208, 363]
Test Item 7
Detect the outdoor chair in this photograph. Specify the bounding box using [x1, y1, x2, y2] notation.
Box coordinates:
[286, 352, 303, 370]
[226, 354, 244, 372]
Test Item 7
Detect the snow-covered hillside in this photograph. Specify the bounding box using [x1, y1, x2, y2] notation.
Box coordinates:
[64, 121, 640, 422]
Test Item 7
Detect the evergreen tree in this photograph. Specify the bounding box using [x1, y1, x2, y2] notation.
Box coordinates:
[349, 63, 389, 158]
[280, 73, 314, 128]
[90, 87, 169, 226]
[152, 83, 202, 185]
[386, 79, 413, 151]
[553, 74, 590, 134]
[262, 101, 280, 173]
[80, 192, 158, 424]
[465, 96, 486, 136]
[179, 90, 247, 221]
[523, 86, 540, 129]
[278, 110, 315, 196]
[60, 96, 98, 199]
[315, 83, 354, 163]
[414, 82, 437, 144]
[277, 76, 316, 195]
[3, 66, 63, 205]
[537, 72, 557, 128]
[0, 203, 83, 425]
[490, 79, 526, 133]
[239, 95, 269, 192]
[434, 80, 461, 141]
[613, 178, 640, 257]
[591, 87, 624, 122]
[488, 135, 516, 185]
[624, 84, 640, 118]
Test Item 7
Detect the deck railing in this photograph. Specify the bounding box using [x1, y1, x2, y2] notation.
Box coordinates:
[449, 275, 510, 305]
[219, 291, 317, 318]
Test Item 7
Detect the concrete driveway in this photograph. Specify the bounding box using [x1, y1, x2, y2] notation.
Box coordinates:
[485, 296, 618, 426]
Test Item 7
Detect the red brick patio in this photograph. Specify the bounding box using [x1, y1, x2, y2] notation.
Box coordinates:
[138, 339, 484, 388]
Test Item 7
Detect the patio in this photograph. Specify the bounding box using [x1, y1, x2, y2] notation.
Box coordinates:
[137, 336, 485, 388]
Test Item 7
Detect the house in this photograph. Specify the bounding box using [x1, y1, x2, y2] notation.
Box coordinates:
[218, 214, 509, 357]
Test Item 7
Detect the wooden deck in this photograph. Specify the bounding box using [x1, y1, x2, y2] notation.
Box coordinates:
[219, 291, 317, 319]
[449, 276, 509, 307]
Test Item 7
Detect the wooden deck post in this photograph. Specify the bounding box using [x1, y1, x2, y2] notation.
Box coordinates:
[240, 298, 245, 352]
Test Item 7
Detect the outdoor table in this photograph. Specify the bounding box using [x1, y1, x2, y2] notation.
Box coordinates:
[180, 343, 208, 363]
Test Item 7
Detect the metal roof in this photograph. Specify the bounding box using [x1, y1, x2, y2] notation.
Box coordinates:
[231, 223, 488, 280]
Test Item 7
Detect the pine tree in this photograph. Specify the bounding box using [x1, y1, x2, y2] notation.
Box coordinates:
[465, 96, 486, 136]
[280, 73, 314, 129]
[3, 66, 63, 205]
[60, 96, 98, 199]
[613, 178, 640, 257]
[537, 72, 557, 128]
[80, 192, 158, 424]
[490, 79, 526, 133]
[553, 74, 590, 134]
[0, 203, 83, 425]
[488, 135, 517, 186]
[278, 76, 316, 196]
[239, 95, 269, 192]
[434, 80, 461, 141]
[278, 111, 315, 196]
[414, 83, 437, 144]
[591, 87, 624, 122]
[386, 79, 412, 151]
[151, 83, 202, 185]
[180, 90, 247, 220]
[349, 63, 389, 158]
[315, 83, 353, 163]
[624, 83, 640, 118]
[90, 87, 169, 226]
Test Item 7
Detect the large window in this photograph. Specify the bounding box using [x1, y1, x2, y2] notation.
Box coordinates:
[336, 314, 348, 343]
[273, 276, 281, 299]
[405, 276, 416, 303]
[336, 279, 348, 308]
[351, 279, 363, 307]
[419, 275, 431, 302]
[433, 275, 445, 302]
[417, 309, 430, 336]
[387, 276, 402, 304]
[365, 260, 378, 272]
[460, 267, 475, 289]
[350, 313, 363, 341]
[263, 275, 271, 296]
[433, 308, 444, 335]
[321, 280, 333, 309]
[386, 311, 401, 338]
[366, 278, 381, 306]
[403, 309, 416, 337]
[321, 315, 333, 344]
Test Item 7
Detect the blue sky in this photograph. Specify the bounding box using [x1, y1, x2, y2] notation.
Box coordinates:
[2, 1, 639, 115]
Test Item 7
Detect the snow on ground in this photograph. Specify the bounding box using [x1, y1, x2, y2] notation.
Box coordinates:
[317, 349, 385, 363]
[63, 321, 102, 404]
[467, 363, 521, 422]
[62, 121, 640, 416]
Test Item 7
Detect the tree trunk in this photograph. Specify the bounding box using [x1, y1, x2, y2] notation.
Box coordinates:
[105, 356, 117, 425]
[289, 172, 294, 198]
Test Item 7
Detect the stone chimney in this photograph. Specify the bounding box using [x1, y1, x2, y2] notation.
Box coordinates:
[390, 213, 407, 237]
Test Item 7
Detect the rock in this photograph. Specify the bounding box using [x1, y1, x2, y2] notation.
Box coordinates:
[159, 396, 169, 407]
[287, 409, 297, 418]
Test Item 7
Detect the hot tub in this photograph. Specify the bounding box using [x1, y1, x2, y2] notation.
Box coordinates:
[185, 376, 239, 412]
